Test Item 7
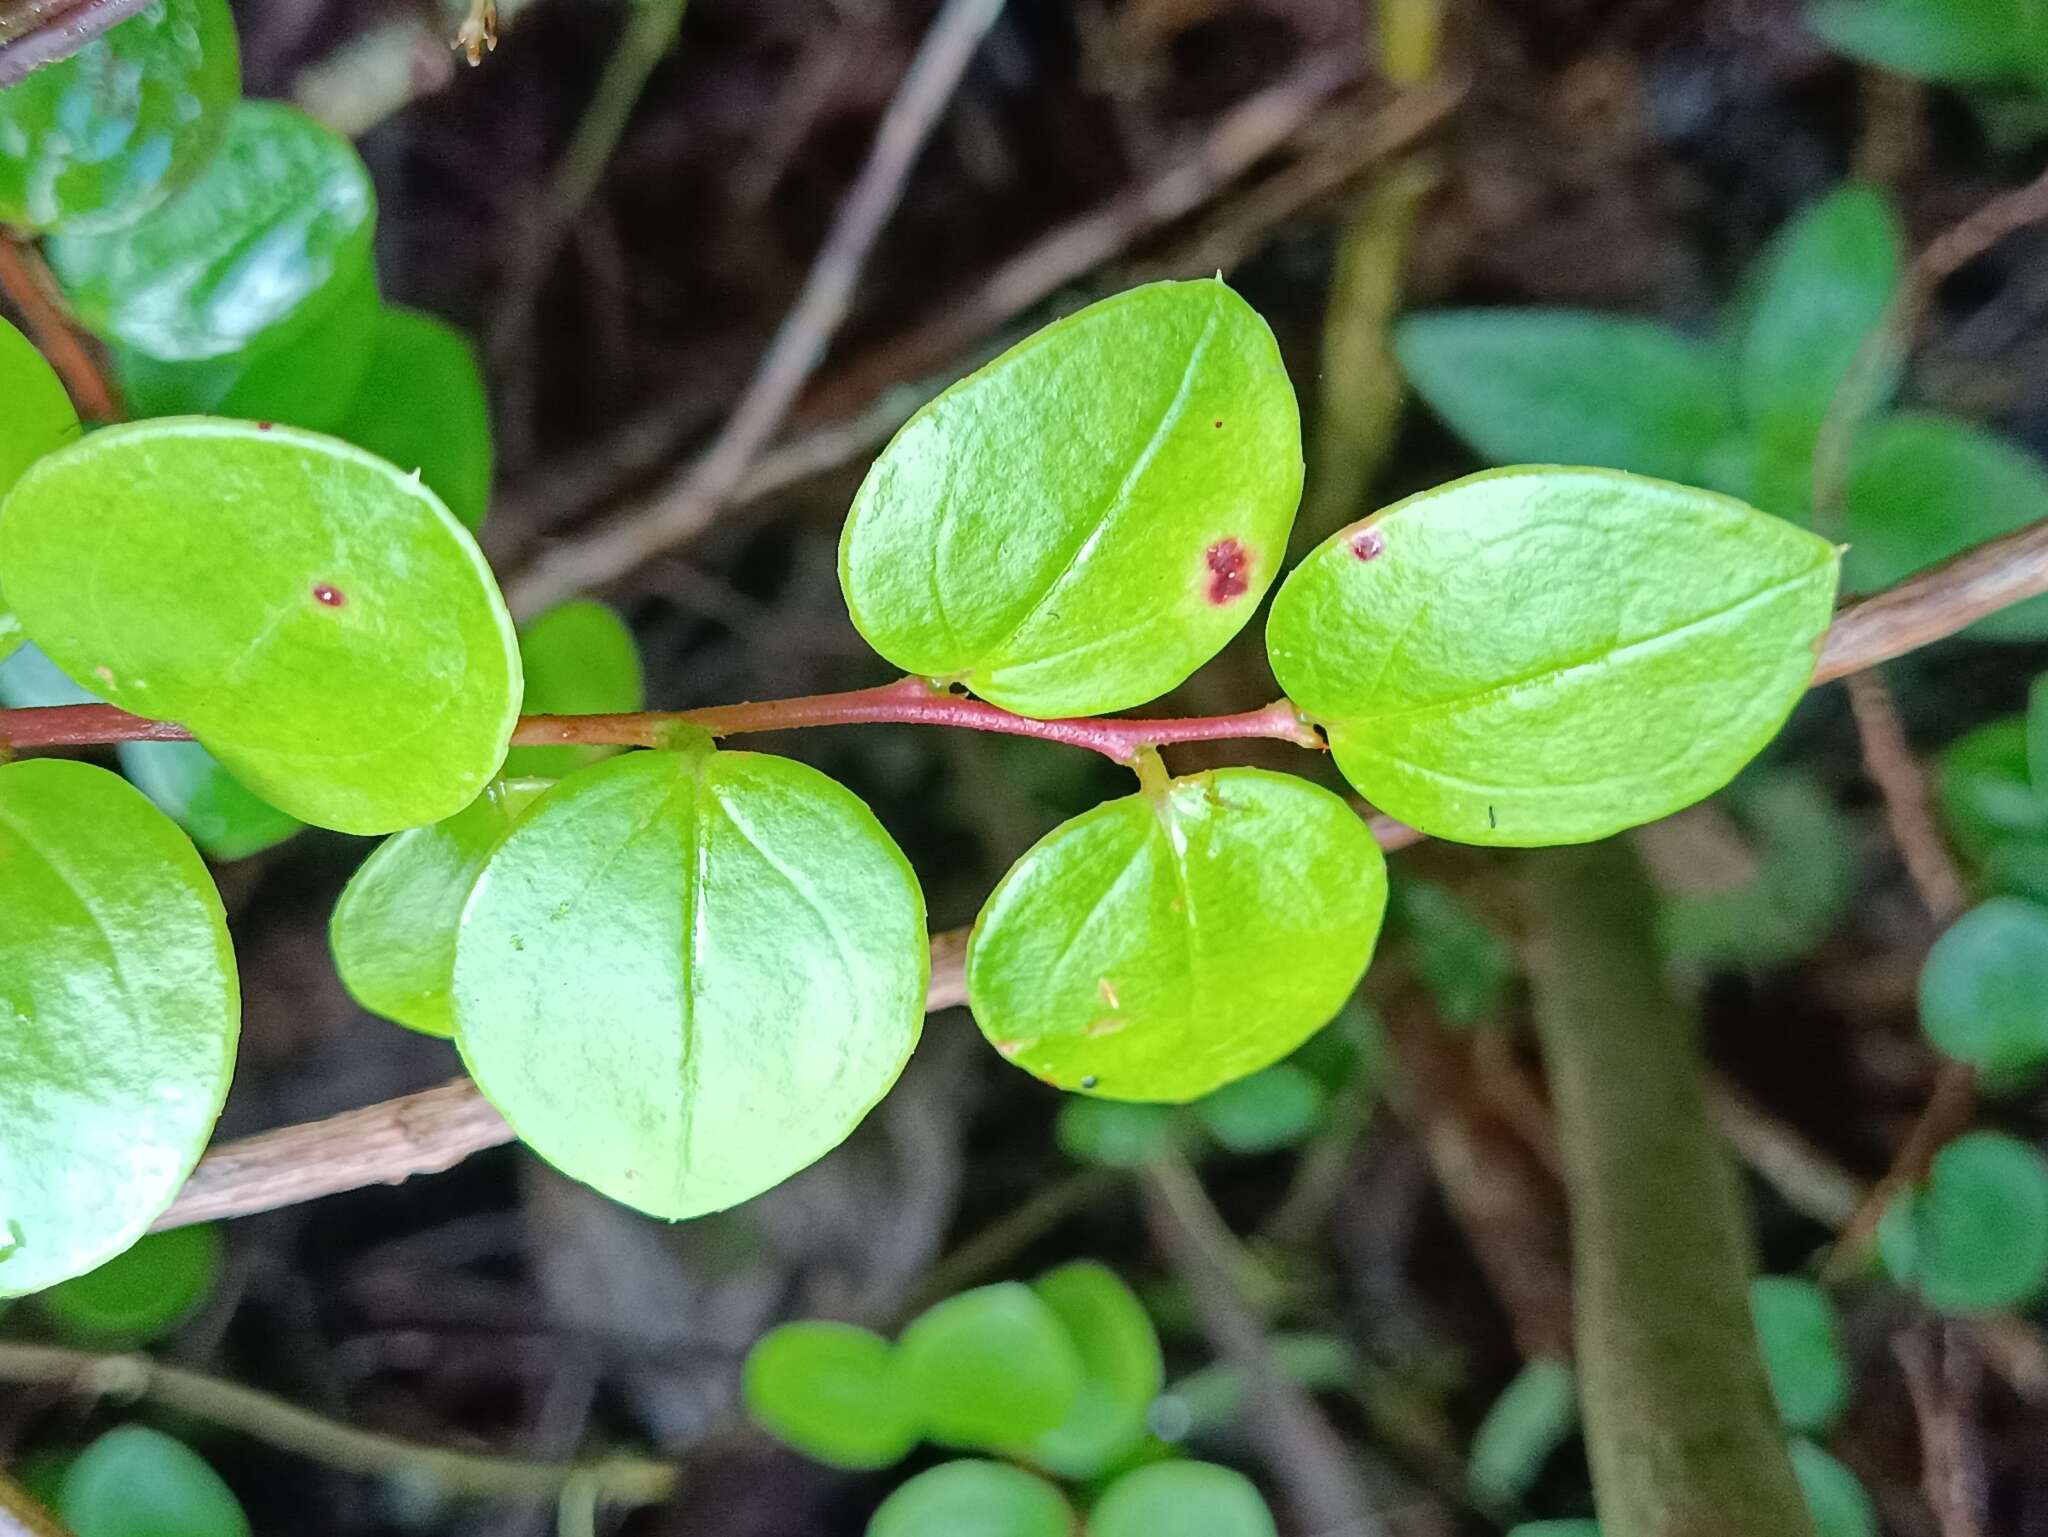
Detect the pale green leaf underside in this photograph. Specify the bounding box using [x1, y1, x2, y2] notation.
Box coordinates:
[840, 278, 1303, 718]
[0, 759, 239, 1298]
[0, 419, 522, 835]
[452, 747, 928, 1219]
[1267, 467, 1839, 847]
[967, 767, 1387, 1102]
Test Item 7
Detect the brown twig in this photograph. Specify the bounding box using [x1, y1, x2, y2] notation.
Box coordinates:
[0, 235, 120, 421]
[1845, 669, 1972, 925]
[1895, 1324, 1992, 1537]
[0, 0, 150, 89]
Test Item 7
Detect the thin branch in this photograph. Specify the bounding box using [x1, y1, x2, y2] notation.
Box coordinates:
[0, 1342, 676, 1507]
[0, 235, 120, 421]
[0, 1471, 69, 1537]
[503, 0, 1008, 617]
[1845, 668, 1971, 924]
[0, 0, 146, 89]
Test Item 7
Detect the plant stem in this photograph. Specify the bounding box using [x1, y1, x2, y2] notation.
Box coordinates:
[0, 1342, 676, 1508]
[1523, 841, 1813, 1537]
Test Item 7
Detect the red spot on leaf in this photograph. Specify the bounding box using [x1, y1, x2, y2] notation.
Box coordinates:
[256, 421, 274, 431]
[1349, 527, 1386, 562]
[313, 584, 347, 607]
[1205, 538, 1251, 604]
[1212, 419, 1224, 428]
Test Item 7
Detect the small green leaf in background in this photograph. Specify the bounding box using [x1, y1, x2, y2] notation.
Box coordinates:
[503, 599, 645, 779]
[840, 279, 1302, 718]
[117, 742, 302, 863]
[1391, 877, 1514, 1026]
[1749, 1277, 1850, 1433]
[0, 419, 522, 834]
[453, 746, 927, 1219]
[1919, 897, 2048, 1087]
[36, 1226, 221, 1345]
[1156, 1333, 1357, 1443]
[1788, 1438, 1877, 1537]
[865, 1461, 1072, 1537]
[1940, 716, 2048, 856]
[0, 759, 239, 1297]
[333, 306, 495, 531]
[0, 318, 81, 664]
[1267, 468, 1839, 846]
[1193, 1064, 1326, 1154]
[741, 1321, 919, 1470]
[1393, 312, 1735, 484]
[1027, 1261, 1163, 1477]
[967, 768, 1386, 1102]
[331, 779, 550, 1038]
[1089, 1461, 1279, 1537]
[897, 1282, 1084, 1448]
[57, 1426, 250, 1537]
[1809, 0, 2046, 89]
[1879, 1130, 2048, 1312]
[0, 0, 240, 235]
[1844, 413, 2048, 639]
[1467, 1357, 1579, 1509]
[1056, 1099, 1178, 1169]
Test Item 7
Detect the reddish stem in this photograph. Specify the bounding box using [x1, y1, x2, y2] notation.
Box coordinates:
[0, 677, 1326, 765]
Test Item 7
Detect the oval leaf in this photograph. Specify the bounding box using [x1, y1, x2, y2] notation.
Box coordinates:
[0, 759, 238, 1297]
[1267, 467, 1839, 846]
[1090, 1462, 1279, 1537]
[840, 279, 1302, 718]
[1879, 1130, 2048, 1313]
[503, 599, 644, 779]
[1, 318, 81, 663]
[334, 306, 494, 531]
[1194, 1063, 1326, 1153]
[0, 419, 522, 834]
[36, 1224, 221, 1345]
[743, 1320, 920, 1470]
[1789, 1439, 1877, 1537]
[1467, 1357, 1579, 1507]
[58, 1426, 250, 1537]
[866, 1461, 1071, 1537]
[452, 745, 927, 1218]
[331, 779, 550, 1037]
[968, 767, 1386, 1102]
[897, 1282, 1085, 1448]
[1027, 1261, 1163, 1477]
[1749, 1276, 1849, 1434]
[1919, 897, 2048, 1086]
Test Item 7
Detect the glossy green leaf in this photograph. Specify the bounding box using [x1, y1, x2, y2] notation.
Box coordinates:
[840, 279, 1302, 717]
[1028, 1261, 1163, 1477]
[0, 759, 238, 1297]
[333, 306, 494, 531]
[1089, 1461, 1278, 1537]
[0, 318, 81, 663]
[1878, 1130, 2048, 1312]
[897, 1282, 1085, 1448]
[453, 745, 926, 1219]
[1394, 311, 1735, 483]
[57, 1426, 250, 1537]
[866, 1461, 1071, 1537]
[1920, 898, 2048, 1086]
[1267, 467, 1840, 846]
[48, 99, 375, 363]
[1737, 185, 1902, 431]
[1193, 1064, 1326, 1153]
[503, 599, 644, 779]
[968, 767, 1386, 1102]
[742, 1320, 919, 1470]
[1660, 772, 1857, 968]
[331, 779, 549, 1038]
[1788, 1439, 1876, 1537]
[1468, 1357, 1579, 1508]
[1391, 877, 1514, 1026]
[36, 1225, 220, 1345]
[1844, 412, 2048, 638]
[0, 419, 522, 834]
[1055, 1098, 1177, 1169]
[1810, 0, 2045, 87]
[0, 0, 239, 235]
[1749, 1277, 1849, 1433]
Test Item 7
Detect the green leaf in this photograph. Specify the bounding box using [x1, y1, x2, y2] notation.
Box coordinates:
[840, 279, 1302, 717]
[0, 419, 522, 835]
[1027, 1261, 1163, 1477]
[117, 742, 302, 862]
[1878, 1130, 2048, 1312]
[866, 1461, 1072, 1537]
[48, 99, 375, 363]
[1810, 0, 2044, 86]
[1468, 1357, 1579, 1508]
[1267, 467, 1840, 846]
[503, 599, 644, 779]
[1788, 1439, 1876, 1537]
[1749, 1277, 1849, 1433]
[57, 1426, 250, 1537]
[1391, 877, 1514, 1025]
[1055, 1099, 1178, 1169]
[0, 759, 238, 1297]
[1736, 184, 1903, 431]
[1844, 412, 2048, 638]
[1393, 311, 1735, 483]
[331, 779, 550, 1038]
[1940, 717, 2048, 857]
[967, 767, 1386, 1102]
[1193, 1064, 1326, 1153]
[2029, 675, 2048, 793]
[742, 1320, 919, 1470]
[897, 1282, 1085, 1448]
[333, 306, 494, 531]
[0, 641, 95, 708]
[0, 0, 239, 236]
[0, 318, 81, 664]
[1089, 1461, 1279, 1537]
[1919, 898, 2048, 1087]
[36, 1225, 221, 1345]
[452, 745, 927, 1218]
